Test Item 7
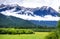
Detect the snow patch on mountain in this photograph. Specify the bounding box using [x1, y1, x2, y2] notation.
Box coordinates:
[1, 9, 60, 21]
[0, 4, 60, 21]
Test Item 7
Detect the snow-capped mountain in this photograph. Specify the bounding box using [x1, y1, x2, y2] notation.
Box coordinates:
[34, 6, 59, 17]
[0, 4, 60, 27]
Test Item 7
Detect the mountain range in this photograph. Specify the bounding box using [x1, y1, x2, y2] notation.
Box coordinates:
[0, 4, 60, 27]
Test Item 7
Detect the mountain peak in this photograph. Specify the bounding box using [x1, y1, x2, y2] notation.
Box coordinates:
[40, 6, 49, 10]
[0, 4, 59, 20]
[0, 4, 60, 27]
[34, 6, 59, 17]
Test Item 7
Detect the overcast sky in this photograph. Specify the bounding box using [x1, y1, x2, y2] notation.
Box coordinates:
[0, 0, 60, 11]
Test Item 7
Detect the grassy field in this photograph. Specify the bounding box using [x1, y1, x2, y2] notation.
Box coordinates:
[0, 32, 51, 39]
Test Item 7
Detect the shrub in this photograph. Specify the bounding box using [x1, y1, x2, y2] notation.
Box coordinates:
[16, 29, 25, 34]
[45, 32, 59, 39]
[25, 30, 34, 34]
[0, 29, 7, 34]
[0, 28, 34, 34]
[7, 28, 17, 34]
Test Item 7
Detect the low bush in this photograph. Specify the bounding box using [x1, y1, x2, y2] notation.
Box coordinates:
[16, 29, 25, 34]
[45, 32, 59, 39]
[24, 29, 34, 34]
[0, 28, 34, 34]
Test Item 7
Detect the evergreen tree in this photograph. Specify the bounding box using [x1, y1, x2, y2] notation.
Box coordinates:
[57, 20, 60, 30]
[57, 20, 60, 39]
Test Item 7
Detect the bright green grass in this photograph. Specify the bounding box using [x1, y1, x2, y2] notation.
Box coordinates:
[0, 32, 51, 39]
[0, 28, 52, 39]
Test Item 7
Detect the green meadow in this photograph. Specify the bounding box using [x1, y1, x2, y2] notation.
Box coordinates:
[0, 32, 51, 39]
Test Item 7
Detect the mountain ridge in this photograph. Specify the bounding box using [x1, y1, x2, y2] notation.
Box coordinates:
[0, 4, 60, 27]
[0, 13, 38, 28]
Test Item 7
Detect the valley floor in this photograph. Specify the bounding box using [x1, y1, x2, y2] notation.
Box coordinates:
[0, 32, 51, 39]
